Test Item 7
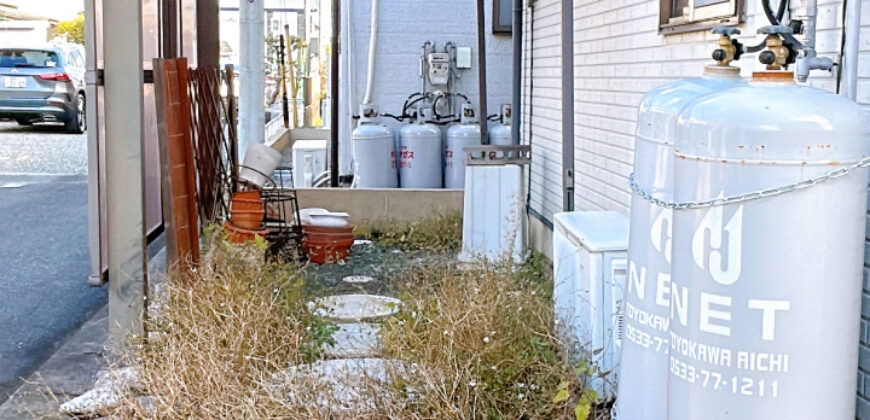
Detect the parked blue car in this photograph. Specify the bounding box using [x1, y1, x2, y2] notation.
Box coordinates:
[0, 45, 86, 134]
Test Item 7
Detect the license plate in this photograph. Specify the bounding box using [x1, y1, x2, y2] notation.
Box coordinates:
[4, 77, 26, 88]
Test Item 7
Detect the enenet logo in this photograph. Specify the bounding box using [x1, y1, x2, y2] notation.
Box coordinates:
[692, 204, 744, 286]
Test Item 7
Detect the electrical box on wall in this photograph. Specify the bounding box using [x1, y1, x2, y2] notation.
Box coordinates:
[427, 52, 451, 86]
[456, 47, 472, 69]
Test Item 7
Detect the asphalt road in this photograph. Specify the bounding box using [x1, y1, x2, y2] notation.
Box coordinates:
[0, 121, 106, 403]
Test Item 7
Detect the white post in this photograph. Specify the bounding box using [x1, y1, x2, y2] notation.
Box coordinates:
[103, 0, 147, 346]
[239, 0, 266, 158]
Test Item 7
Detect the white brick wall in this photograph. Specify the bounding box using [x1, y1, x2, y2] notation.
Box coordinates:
[524, 0, 870, 415]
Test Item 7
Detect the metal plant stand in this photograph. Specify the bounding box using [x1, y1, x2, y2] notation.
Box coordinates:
[236, 165, 303, 261]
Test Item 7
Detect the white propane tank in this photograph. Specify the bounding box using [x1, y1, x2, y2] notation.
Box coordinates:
[445, 104, 481, 189]
[399, 108, 443, 189]
[617, 64, 744, 420]
[489, 103, 512, 146]
[665, 71, 870, 420]
[351, 105, 398, 188]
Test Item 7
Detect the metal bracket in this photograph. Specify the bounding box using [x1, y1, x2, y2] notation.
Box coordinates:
[85, 69, 104, 86]
[464, 145, 531, 166]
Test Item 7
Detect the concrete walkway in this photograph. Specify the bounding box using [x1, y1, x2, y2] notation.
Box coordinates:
[0, 307, 108, 419]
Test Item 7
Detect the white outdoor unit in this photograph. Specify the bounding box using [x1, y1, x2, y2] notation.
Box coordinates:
[292, 139, 328, 187]
[553, 211, 628, 400]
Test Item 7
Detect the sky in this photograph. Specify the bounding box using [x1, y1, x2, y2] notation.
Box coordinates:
[6, 0, 84, 21]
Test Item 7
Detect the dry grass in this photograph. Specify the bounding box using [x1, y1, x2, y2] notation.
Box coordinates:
[375, 255, 605, 419]
[355, 211, 463, 253]
[109, 220, 606, 419]
[114, 234, 334, 419]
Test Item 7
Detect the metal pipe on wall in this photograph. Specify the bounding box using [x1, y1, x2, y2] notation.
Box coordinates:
[362, 0, 379, 105]
[330, 0, 341, 186]
[476, 0, 489, 144]
[511, 0, 522, 146]
[841, 0, 862, 101]
[560, 0, 574, 211]
[239, 0, 265, 159]
[196, 0, 219, 68]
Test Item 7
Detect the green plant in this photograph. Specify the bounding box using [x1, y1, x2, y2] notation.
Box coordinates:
[297, 314, 339, 362]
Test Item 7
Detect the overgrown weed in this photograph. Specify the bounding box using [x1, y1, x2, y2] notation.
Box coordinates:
[115, 230, 334, 418]
[109, 220, 607, 419]
[355, 211, 463, 253]
[377, 256, 605, 419]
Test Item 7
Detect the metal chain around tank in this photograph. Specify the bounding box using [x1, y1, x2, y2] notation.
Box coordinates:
[628, 155, 870, 210]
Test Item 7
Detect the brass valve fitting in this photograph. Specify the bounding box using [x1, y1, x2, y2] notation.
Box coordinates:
[762, 34, 790, 70]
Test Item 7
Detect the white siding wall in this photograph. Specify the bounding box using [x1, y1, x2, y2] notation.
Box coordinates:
[524, 0, 564, 221]
[338, 0, 513, 174]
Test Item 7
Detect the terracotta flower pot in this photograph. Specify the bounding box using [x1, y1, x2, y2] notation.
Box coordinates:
[302, 225, 355, 235]
[302, 236, 354, 264]
[231, 198, 265, 212]
[230, 209, 265, 230]
[232, 190, 262, 202]
[223, 221, 268, 244]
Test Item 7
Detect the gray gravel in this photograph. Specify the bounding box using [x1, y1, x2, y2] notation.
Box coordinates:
[0, 121, 87, 176]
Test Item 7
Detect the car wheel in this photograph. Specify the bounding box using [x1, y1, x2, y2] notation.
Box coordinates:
[15, 119, 32, 126]
[65, 93, 86, 134]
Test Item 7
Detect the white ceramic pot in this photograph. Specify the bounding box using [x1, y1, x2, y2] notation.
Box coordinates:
[240, 143, 283, 187]
[308, 212, 350, 227]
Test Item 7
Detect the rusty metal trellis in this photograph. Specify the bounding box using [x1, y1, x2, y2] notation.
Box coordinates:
[186, 67, 238, 225]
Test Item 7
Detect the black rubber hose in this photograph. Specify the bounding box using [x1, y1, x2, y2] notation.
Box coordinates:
[381, 113, 405, 122]
[762, 0, 788, 25]
[777, 0, 788, 22]
[403, 94, 431, 117]
[402, 92, 425, 116]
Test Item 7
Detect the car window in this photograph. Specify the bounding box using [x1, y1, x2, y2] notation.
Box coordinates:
[0, 50, 60, 68]
[73, 51, 84, 67]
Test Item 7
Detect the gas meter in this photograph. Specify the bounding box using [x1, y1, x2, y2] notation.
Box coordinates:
[427, 53, 451, 86]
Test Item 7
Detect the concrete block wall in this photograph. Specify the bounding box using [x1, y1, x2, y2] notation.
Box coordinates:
[337, 0, 513, 175]
[522, 0, 870, 415]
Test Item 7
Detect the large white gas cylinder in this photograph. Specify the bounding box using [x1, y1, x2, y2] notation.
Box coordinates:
[351, 105, 398, 188]
[445, 104, 481, 189]
[489, 104, 513, 146]
[399, 109, 443, 189]
[617, 64, 744, 420]
[665, 72, 870, 420]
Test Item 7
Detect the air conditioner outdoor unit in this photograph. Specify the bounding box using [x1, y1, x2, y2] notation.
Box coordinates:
[552, 211, 628, 400]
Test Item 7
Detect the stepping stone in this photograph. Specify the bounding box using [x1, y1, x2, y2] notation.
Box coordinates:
[342, 275, 375, 285]
[322, 323, 380, 358]
[272, 358, 413, 411]
[353, 239, 373, 247]
[310, 294, 400, 322]
[59, 367, 140, 417]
